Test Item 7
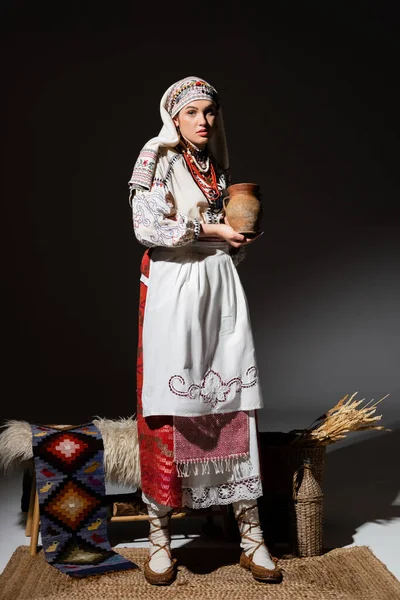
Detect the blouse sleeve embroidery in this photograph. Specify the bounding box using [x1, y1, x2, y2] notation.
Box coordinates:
[131, 180, 200, 248]
[204, 207, 225, 224]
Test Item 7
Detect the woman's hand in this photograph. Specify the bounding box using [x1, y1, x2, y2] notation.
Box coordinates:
[199, 220, 263, 248]
[217, 224, 248, 248]
[222, 216, 264, 247]
[199, 222, 247, 247]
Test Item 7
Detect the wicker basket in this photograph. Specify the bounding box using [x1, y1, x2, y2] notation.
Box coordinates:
[257, 431, 326, 552]
[293, 459, 324, 556]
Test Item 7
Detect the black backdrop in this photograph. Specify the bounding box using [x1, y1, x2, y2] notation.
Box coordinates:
[1, 3, 399, 427]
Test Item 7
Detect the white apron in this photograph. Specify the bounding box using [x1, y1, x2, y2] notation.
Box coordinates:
[141, 239, 264, 417]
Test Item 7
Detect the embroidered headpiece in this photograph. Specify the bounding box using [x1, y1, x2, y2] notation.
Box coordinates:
[128, 76, 229, 194]
[166, 76, 220, 118]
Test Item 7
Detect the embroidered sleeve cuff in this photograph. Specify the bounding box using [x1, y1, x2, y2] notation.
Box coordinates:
[192, 218, 201, 242]
[204, 208, 223, 224]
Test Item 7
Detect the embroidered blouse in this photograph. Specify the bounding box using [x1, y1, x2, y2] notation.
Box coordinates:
[130, 147, 226, 249]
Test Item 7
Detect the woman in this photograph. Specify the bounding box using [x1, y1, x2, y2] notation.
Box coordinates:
[128, 76, 282, 586]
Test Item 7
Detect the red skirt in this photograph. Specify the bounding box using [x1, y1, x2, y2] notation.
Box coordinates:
[136, 249, 182, 507]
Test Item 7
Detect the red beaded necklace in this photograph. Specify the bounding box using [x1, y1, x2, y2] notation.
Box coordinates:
[180, 141, 221, 209]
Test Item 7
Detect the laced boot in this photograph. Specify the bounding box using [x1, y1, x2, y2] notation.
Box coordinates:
[143, 505, 177, 585]
[233, 499, 283, 583]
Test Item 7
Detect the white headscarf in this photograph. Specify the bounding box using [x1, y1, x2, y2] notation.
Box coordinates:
[128, 76, 230, 192]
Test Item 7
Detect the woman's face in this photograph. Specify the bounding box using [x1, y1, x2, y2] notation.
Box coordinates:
[173, 100, 218, 150]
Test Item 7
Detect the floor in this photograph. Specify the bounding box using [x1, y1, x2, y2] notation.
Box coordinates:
[0, 412, 399, 581]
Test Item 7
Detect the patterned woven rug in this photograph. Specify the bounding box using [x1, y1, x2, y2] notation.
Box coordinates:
[1, 545, 399, 600]
[30, 423, 136, 576]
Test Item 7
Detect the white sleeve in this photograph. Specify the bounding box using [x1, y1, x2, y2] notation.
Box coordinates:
[130, 181, 200, 248]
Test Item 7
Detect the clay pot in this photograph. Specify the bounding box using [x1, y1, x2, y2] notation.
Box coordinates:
[223, 183, 262, 237]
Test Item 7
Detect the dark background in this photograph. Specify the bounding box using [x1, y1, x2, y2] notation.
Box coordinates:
[1, 2, 399, 431]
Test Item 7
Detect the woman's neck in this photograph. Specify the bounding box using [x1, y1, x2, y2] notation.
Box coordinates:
[181, 136, 207, 154]
[180, 136, 209, 171]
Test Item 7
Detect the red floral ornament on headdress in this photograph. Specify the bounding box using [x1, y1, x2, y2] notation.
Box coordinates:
[166, 76, 220, 118]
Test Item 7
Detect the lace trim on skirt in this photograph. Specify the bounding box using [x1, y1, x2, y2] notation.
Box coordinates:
[181, 475, 263, 509]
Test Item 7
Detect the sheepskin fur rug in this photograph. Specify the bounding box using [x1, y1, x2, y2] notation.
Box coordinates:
[0, 417, 141, 488]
